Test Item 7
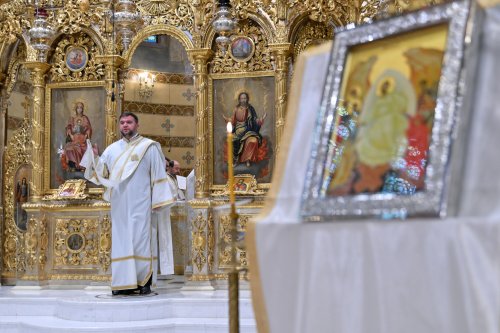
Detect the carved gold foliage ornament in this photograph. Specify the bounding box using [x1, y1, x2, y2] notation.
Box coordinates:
[207, 212, 215, 272]
[218, 214, 248, 270]
[49, 33, 104, 82]
[386, 0, 449, 15]
[138, 0, 195, 32]
[25, 217, 38, 271]
[0, 0, 31, 44]
[54, 218, 99, 267]
[190, 0, 216, 35]
[6, 46, 28, 96]
[219, 214, 231, 268]
[293, 20, 333, 60]
[137, 0, 172, 15]
[210, 20, 272, 74]
[99, 215, 111, 272]
[285, 0, 370, 25]
[191, 212, 208, 272]
[25, 216, 48, 273]
[2, 103, 32, 275]
[55, 0, 105, 35]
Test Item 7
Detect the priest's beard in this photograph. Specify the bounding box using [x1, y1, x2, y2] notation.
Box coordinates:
[121, 130, 137, 139]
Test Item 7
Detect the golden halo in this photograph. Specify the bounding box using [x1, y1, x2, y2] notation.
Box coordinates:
[73, 98, 85, 110]
[376, 76, 396, 97]
[234, 89, 250, 102]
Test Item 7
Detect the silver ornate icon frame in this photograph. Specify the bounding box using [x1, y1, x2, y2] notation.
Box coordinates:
[301, 0, 483, 220]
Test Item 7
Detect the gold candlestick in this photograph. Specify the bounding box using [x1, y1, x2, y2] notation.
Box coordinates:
[227, 122, 239, 333]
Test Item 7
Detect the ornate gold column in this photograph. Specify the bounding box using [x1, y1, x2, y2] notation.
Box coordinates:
[184, 199, 216, 290]
[269, 43, 291, 155]
[187, 49, 213, 199]
[0, 73, 7, 282]
[95, 55, 125, 146]
[23, 62, 50, 200]
[0, 72, 7, 192]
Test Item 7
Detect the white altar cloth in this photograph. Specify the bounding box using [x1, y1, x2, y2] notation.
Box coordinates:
[250, 218, 500, 333]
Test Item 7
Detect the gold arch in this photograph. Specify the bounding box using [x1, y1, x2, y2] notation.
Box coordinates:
[4, 42, 26, 97]
[201, 12, 275, 49]
[288, 13, 313, 45]
[288, 15, 334, 60]
[288, 10, 345, 45]
[123, 25, 194, 68]
[0, 36, 27, 72]
[50, 27, 105, 55]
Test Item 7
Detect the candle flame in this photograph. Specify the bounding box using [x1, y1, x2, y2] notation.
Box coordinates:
[227, 122, 232, 133]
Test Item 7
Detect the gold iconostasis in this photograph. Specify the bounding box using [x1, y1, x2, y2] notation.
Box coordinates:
[0, 0, 443, 285]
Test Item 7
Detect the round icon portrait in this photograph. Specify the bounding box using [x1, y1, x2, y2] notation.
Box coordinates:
[65, 47, 88, 72]
[229, 36, 255, 62]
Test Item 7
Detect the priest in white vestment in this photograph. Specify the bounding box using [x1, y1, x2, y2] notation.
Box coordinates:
[166, 160, 186, 200]
[80, 112, 174, 295]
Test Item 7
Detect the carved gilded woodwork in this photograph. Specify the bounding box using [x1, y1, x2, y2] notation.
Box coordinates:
[5, 44, 27, 95]
[23, 62, 50, 201]
[99, 215, 111, 272]
[22, 200, 110, 210]
[54, 218, 99, 267]
[210, 20, 273, 74]
[292, 20, 333, 60]
[124, 25, 194, 68]
[2, 90, 32, 276]
[219, 215, 231, 268]
[0, 0, 449, 286]
[0, 0, 31, 44]
[270, 42, 291, 156]
[18, 203, 111, 283]
[191, 212, 208, 272]
[95, 55, 124, 146]
[54, 0, 105, 35]
[188, 48, 212, 198]
[124, 101, 195, 116]
[24, 215, 48, 275]
[384, 0, 449, 16]
[0, 0, 446, 64]
[219, 214, 249, 269]
[49, 33, 104, 82]
[139, 0, 194, 31]
[207, 211, 215, 272]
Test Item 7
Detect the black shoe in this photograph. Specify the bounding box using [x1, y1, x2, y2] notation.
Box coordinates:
[139, 276, 152, 295]
[112, 289, 135, 296]
[138, 284, 151, 295]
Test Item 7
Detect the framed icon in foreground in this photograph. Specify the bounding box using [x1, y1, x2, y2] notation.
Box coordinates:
[301, 0, 482, 220]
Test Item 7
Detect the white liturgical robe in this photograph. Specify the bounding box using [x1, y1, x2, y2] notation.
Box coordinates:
[81, 135, 174, 290]
[166, 173, 185, 201]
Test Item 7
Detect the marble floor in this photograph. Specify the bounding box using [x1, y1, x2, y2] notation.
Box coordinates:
[0, 277, 256, 333]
